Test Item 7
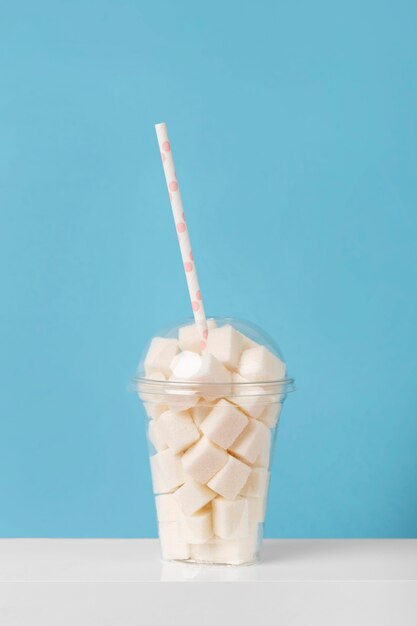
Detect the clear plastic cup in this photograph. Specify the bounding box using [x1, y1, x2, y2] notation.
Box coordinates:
[135, 316, 294, 565]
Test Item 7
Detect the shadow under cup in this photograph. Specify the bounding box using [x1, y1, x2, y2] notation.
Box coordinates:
[135, 317, 294, 565]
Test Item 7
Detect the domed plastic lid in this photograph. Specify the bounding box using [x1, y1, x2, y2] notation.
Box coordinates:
[135, 316, 294, 400]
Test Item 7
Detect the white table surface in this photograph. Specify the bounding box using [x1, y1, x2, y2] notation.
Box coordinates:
[0, 539, 416, 626]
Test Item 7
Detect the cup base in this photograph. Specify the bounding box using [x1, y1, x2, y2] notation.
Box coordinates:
[161, 555, 259, 567]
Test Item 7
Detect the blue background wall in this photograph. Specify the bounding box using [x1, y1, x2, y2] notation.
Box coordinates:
[1, 0, 416, 538]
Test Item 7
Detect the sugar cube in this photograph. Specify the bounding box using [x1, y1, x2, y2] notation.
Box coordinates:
[239, 345, 286, 382]
[259, 402, 282, 428]
[150, 449, 186, 492]
[143, 402, 169, 421]
[178, 506, 213, 544]
[229, 419, 270, 465]
[158, 409, 200, 454]
[174, 479, 216, 516]
[207, 454, 251, 500]
[254, 433, 271, 468]
[240, 468, 269, 498]
[181, 437, 228, 484]
[170, 351, 202, 379]
[193, 353, 232, 387]
[178, 318, 217, 353]
[247, 496, 266, 522]
[155, 493, 181, 522]
[159, 522, 190, 561]
[230, 373, 269, 419]
[170, 351, 232, 398]
[237, 331, 260, 350]
[190, 524, 259, 565]
[150, 456, 174, 494]
[200, 399, 248, 449]
[206, 324, 244, 371]
[144, 337, 179, 378]
[191, 401, 215, 429]
[137, 372, 167, 404]
[212, 496, 249, 540]
[148, 419, 168, 452]
[165, 389, 201, 413]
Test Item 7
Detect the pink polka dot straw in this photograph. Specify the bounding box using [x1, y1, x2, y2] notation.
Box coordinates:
[155, 122, 208, 347]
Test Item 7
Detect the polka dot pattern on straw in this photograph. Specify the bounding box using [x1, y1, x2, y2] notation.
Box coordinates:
[155, 122, 208, 345]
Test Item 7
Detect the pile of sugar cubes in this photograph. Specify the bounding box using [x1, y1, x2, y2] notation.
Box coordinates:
[139, 320, 286, 565]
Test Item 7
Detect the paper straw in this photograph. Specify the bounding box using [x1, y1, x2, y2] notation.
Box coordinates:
[155, 122, 208, 347]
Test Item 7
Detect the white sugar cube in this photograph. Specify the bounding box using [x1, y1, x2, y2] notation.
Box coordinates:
[247, 497, 266, 522]
[144, 337, 179, 378]
[147, 371, 166, 381]
[206, 324, 244, 371]
[182, 437, 228, 484]
[190, 525, 259, 565]
[254, 432, 271, 468]
[138, 372, 167, 403]
[237, 331, 260, 350]
[150, 449, 186, 493]
[212, 496, 249, 540]
[178, 318, 217, 352]
[230, 373, 269, 419]
[170, 350, 202, 378]
[158, 409, 200, 454]
[259, 402, 282, 428]
[178, 506, 213, 544]
[143, 402, 169, 421]
[155, 493, 181, 522]
[170, 351, 232, 397]
[150, 456, 174, 494]
[159, 522, 190, 561]
[232, 372, 249, 385]
[200, 399, 248, 449]
[174, 479, 216, 516]
[229, 419, 270, 465]
[239, 345, 286, 382]
[165, 388, 201, 412]
[207, 454, 251, 500]
[240, 468, 269, 498]
[167, 351, 203, 410]
[148, 419, 168, 452]
[191, 401, 215, 429]
[194, 353, 232, 386]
